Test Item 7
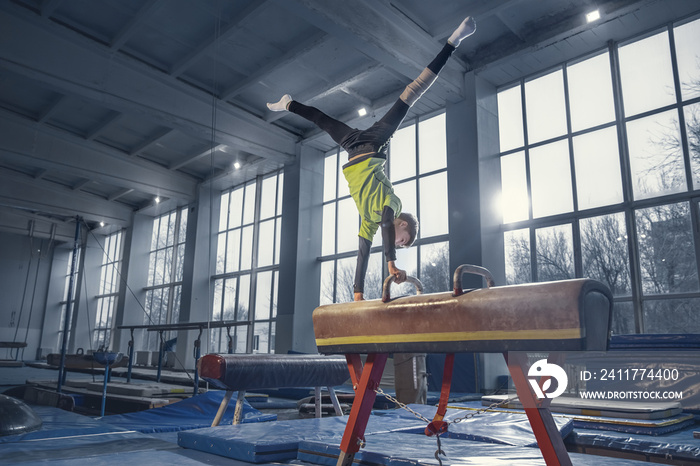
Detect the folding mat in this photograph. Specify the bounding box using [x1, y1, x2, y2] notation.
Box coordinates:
[102, 390, 276, 433]
[177, 413, 425, 463]
[177, 403, 575, 463]
[568, 426, 700, 463]
[476, 398, 694, 435]
[297, 431, 656, 465]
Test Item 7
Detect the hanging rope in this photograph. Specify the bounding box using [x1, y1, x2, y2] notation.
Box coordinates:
[11, 222, 54, 360]
[10, 235, 34, 348]
[206, 0, 223, 357]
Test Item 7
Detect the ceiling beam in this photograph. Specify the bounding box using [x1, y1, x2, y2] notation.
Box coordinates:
[220, 31, 329, 101]
[129, 127, 173, 156]
[470, 0, 653, 72]
[40, 0, 63, 19]
[427, 0, 521, 40]
[170, 0, 270, 78]
[37, 94, 66, 124]
[266, 62, 382, 123]
[108, 188, 134, 201]
[278, 0, 465, 97]
[71, 178, 92, 191]
[0, 109, 198, 200]
[0, 4, 297, 165]
[0, 206, 76, 242]
[110, 0, 164, 51]
[169, 143, 227, 171]
[0, 169, 133, 226]
[86, 111, 122, 141]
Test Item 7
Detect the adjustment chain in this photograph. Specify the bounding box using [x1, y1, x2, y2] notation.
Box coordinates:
[374, 387, 431, 423]
[374, 389, 518, 466]
[449, 396, 518, 424]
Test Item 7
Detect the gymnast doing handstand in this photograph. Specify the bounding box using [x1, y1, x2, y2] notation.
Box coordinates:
[267, 16, 477, 301]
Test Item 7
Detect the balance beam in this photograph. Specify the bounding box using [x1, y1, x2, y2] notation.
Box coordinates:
[313, 265, 613, 466]
[198, 353, 350, 425]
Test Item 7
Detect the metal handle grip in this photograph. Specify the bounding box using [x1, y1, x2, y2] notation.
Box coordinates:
[382, 275, 424, 303]
[453, 264, 495, 296]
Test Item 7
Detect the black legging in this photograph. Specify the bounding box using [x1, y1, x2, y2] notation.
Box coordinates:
[288, 42, 456, 157]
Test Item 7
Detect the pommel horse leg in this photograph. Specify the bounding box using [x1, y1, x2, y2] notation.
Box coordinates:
[338, 353, 388, 466]
[505, 352, 572, 466]
[211, 390, 247, 426]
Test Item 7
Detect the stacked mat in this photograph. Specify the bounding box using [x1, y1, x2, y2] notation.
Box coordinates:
[480, 395, 695, 436]
[474, 396, 700, 463]
[177, 403, 574, 463]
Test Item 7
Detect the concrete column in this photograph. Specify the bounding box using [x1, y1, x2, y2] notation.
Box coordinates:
[446, 72, 504, 287]
[447, 72, 507, 391]
[177, 188, 218, 369]
[276, 144, 325, 354]
[112, 213, 152, 354]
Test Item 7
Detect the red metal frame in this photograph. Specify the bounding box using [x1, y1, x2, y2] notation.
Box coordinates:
[337, 351, 572, 466]
[504, 352, 572, 466]
[337, 353, 388, 466]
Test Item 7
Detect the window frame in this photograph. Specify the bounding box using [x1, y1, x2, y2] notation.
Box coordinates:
[211, 169, 283, 354]
[495, 18, 700, 334]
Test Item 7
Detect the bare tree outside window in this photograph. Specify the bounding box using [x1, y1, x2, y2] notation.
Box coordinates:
[536, 225, 574, 282]
[580, 214, 631, 296]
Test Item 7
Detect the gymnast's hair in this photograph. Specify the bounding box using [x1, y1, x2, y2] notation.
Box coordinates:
[398, 212, 419, 247]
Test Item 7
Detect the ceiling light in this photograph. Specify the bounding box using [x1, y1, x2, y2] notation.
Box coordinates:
[100, 221, 105, 227]
[586, 9, 600, 23]
[233, 161, 241, 169]
[154, 196, 161, 204]
[358, 107, 367, 117]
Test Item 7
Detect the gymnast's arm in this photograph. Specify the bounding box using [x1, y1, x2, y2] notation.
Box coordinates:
[381, 206, 406, 285]
[353, 207, 406, 301]
[353, 237, 371, 301]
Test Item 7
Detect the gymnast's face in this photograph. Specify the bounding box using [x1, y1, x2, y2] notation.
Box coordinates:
[394, 220, 411, 248]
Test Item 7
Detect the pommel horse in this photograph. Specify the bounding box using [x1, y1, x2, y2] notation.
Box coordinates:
[312, 264, 613, 466]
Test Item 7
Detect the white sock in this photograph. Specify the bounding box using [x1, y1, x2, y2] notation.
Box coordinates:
[448, 16, 476, 47]
[267, 94, 292, 112]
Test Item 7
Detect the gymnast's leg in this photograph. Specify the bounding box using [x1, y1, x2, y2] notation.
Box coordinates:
[266, 16, 476, 147]
[368, 16, 477, 145]
[267, 95, 356, 146]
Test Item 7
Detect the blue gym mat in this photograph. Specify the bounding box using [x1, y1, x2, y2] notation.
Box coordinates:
[177, 412, 425, 463]
[297, 431, 653, 465]
[449, 400, 695, 436]
[0, 404, 127, 443]
[177, 403, 576, 463]
[101, 390, 276, 433]
[568, 425, 700, 462]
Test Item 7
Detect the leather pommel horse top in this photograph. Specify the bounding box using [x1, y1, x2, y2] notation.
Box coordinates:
[313, 278, 612, 354]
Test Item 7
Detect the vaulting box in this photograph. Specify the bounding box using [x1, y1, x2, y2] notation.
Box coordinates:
[313, 279, 612, 354]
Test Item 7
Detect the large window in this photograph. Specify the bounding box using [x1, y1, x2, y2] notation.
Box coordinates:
[93, 231, 123, 350]
[497, 16, 700, 334]
[143, 207, 188, 350]
[320, 113, 451, 303]
[212, 170, 283, 353]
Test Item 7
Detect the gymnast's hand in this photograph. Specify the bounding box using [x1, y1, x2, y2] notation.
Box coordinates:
[354, 292, 365, 302]
[388, 261, 407, 284]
